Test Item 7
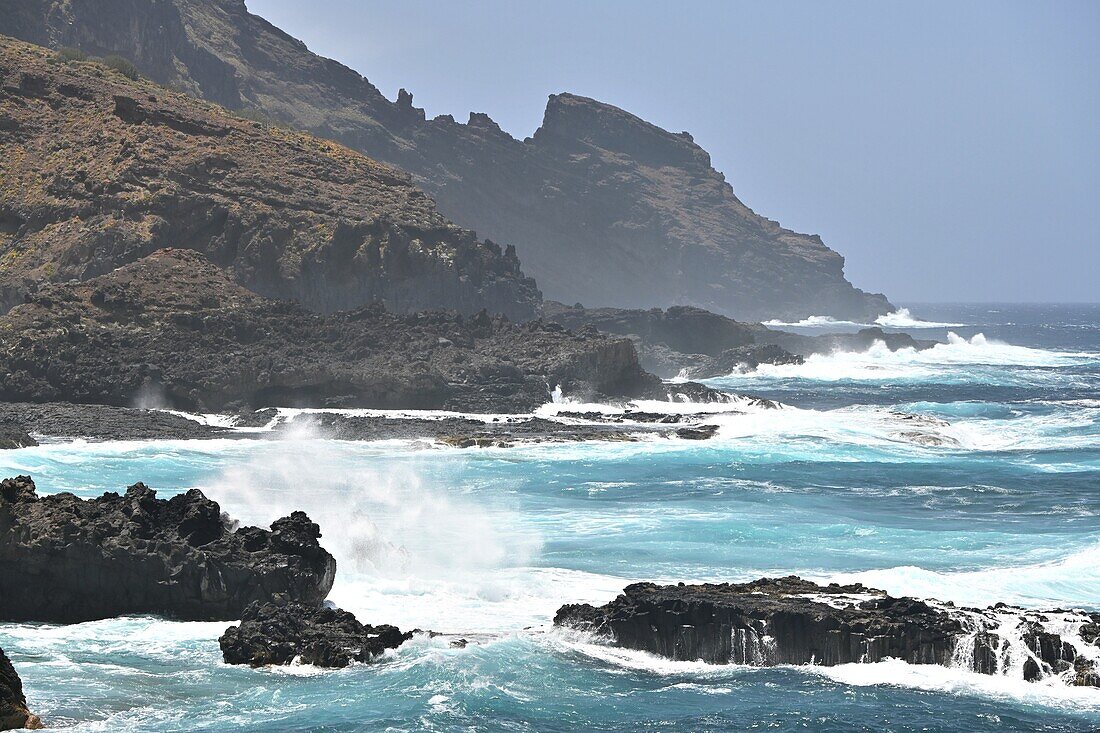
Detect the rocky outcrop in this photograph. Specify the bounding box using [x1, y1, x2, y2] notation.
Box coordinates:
[758, 327, 935, 357]
[219, 601, 412, 668]
[555, 577, 1100, 687]
[0, 2, 892, 322]
[0, 425, 36, 450]
[0, 648, 40, 731]
[0, 475, 336, 623]
[542, 302, 803, 378]
[0, 36, 539, 319]
[0, 248, 667, 412]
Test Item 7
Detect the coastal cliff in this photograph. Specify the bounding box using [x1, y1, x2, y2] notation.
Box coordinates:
[0, 36, 539, 318]
[0, 0, 892, 321]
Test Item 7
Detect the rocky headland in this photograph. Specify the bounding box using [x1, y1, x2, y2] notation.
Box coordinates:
[0, 475, 336, 623]
[219, 601, 412, 668]
[543, 302, 931, 379]
[0, 648, 40, 730]
[0, 1, 892, 322]
[555, 577, 1100, 687]
[0, 248, 678, 413]
[0, 36, 538, 318]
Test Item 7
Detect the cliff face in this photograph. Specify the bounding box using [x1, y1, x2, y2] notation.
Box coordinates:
[0, 36, 540, 318]
[0, 0, 892, 322]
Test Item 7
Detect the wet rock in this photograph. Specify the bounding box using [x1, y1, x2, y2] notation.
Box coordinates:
[219, 601, 411, 668]
[0, 475, 336, 623]
[0, 647, 41, 730]
[675, 425, 719, 440]
[555, 577, 1100, 686]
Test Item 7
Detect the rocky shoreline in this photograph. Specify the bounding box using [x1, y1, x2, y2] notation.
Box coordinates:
[0, 399, 759, 447]
[0, 476, 336, 623]
[555, 577, 1100, 687]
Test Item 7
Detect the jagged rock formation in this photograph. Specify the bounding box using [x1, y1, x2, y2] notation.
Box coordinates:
[0, 36, 539, 318]
[0, 248, 662, 412]
[0, 1, 892, 321]
[0, 475, 336, 623]
[219, 601, 412, 668]
[0, 648, 40, 731]
[555, 577, 1100, 687]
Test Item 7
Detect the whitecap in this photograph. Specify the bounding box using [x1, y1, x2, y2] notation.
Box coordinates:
[874, 307, 966, 329]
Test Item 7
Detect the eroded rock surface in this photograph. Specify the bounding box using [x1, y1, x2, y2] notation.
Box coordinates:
[219, 601, 412, 668]
[0, 648, 40, 731]
[555, 577, 1100, 686]
[0, 475, 336, 623]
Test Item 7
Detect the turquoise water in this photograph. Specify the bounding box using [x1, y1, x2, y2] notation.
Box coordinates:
[2, 303, 1099, 731]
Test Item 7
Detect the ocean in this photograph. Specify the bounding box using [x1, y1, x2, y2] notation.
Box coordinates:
[2, 303, 1098, 732]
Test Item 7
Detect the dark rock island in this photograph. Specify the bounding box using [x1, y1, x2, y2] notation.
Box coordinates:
[0, 475, 336, 623]
[220, 601, 412, 668]
[556, 577, 1100, 687]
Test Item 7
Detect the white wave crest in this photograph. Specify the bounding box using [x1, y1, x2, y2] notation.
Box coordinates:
[739, 332, 1093, 383]
[822, 541, 1100, 610]
[763, 315, 868, 329]
[874, 307, 965, 328]
[764, 308, 965, 330]
[812, 658, 1100, 712]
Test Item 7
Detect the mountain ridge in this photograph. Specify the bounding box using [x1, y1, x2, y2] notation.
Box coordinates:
[0, 0, 893, 321]
[0, 35, 540, 317]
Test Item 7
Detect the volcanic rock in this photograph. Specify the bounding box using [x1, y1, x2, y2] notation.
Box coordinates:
[0, 475, 336, 623]
[543, 303, 803, 378]
[0, 648, 40, 731]
[0, 2, 892, 322]
[219, 601, 412, 668]
[0, 36, 538, 319]
[0, 248, 663, 412]
[555, 577, 1100, 686]
[760, 327, 935, 357]
[0, 425, 36, 450]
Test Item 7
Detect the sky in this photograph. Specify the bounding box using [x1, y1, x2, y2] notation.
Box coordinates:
[249, 0, 1099, 303]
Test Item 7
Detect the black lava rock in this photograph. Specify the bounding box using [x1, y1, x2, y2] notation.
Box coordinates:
[0, 647, 40, 730]
[0, 475, 336, 623]
[220, 601, 412, 668]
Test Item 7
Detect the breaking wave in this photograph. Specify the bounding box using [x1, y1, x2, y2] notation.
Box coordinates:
[734, 332, 1094, 383]
[821, 541, 1100, 611]
[762, 308, 965, 330]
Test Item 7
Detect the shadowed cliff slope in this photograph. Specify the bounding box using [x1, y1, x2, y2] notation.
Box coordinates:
[0, 0, 892, 322]
[0, 36, 540, 318]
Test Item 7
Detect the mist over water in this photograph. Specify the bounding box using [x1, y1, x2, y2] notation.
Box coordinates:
[2, 304, 1099, 731]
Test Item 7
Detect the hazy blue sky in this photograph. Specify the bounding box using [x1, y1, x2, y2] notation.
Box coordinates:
[250, 0, 1099, 303]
